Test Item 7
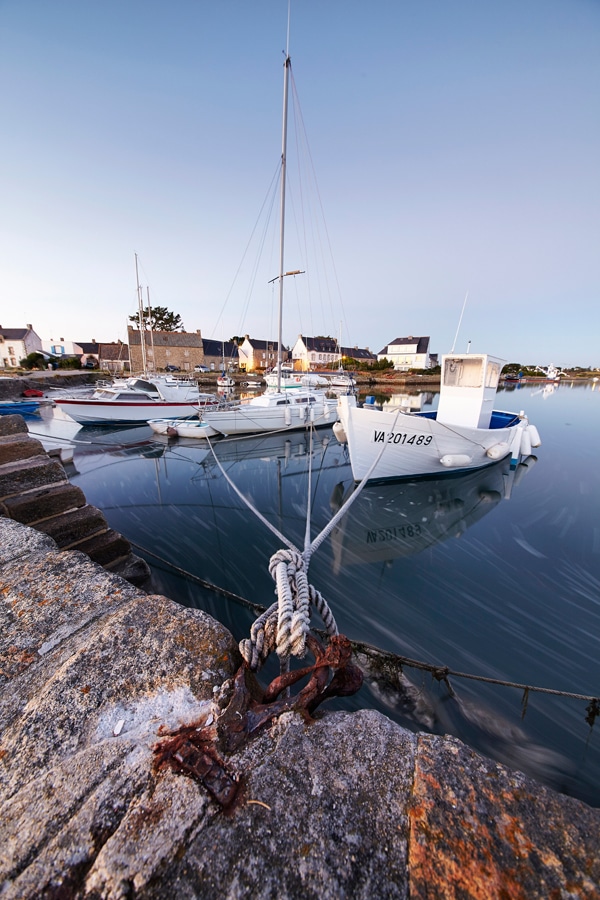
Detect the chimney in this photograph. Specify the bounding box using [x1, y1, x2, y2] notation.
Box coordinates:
[26, 323, 33, 330]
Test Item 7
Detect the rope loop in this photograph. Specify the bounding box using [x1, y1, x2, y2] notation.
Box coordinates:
[239, 548, 339, 671]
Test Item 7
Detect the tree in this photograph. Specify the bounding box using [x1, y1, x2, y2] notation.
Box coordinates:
[129, 306, 184, 332]
[20, 352, 45, 370]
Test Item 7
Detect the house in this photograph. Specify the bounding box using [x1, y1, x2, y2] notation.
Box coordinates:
[238, 336, 286, 372]
[127, 326, 205, 373]
[76, 341, 100, 368]
[98, 341, 129, 374]
[201, 339, 240, 372]
[377, 336, 433, 371]
[291, 335, 376, 370]
[42, 337, 99, 367]
[0, 324, 43, 368]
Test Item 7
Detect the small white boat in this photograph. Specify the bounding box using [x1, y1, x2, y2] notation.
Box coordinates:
[217, 374, 235, 388]
[336, 352, 541, 482]
[55, 375, 218, 425]
[148, 418, 219, 439]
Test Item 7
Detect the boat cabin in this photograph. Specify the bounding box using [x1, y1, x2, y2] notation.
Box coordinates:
[436, 354, 504, 429]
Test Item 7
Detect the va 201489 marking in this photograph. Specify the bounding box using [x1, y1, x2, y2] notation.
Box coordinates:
[367, 523, 422, 544]
[373, 430, 433, 446]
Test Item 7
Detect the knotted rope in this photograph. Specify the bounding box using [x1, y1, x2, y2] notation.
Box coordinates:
[203, 420, 392, 672]
[239, 548, 338, 671]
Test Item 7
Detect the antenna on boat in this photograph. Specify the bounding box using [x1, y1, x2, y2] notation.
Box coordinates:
[450, 291, 469, 353]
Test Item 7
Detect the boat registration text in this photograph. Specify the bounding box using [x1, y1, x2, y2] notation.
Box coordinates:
[373, 431, 433, 446]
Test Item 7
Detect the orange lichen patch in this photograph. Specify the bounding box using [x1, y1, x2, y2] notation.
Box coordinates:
[80, 685, 91, 694]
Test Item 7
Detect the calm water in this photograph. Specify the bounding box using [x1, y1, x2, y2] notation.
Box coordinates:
[32, 381, 600, 806]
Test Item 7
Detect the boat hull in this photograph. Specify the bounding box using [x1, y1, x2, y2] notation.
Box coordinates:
[55, 399, 202, 425]
[337, 395, 531, 482]
[203, 399, 338, 435]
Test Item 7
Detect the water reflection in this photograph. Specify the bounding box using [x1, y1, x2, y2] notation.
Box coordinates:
[330, 456, 535, 572]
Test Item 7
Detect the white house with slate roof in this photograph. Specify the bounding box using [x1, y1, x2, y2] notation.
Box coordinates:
[377, 336, 434, 371]
[291, 335, 376, 370]
[0, 324, 43, 368]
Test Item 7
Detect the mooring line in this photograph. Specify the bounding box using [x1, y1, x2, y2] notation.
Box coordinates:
[129, 540, 600, 709]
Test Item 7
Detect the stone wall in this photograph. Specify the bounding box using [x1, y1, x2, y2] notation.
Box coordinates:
[0, 413, 149, 585]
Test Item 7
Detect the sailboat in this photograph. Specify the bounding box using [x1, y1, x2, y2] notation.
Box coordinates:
[201, 43, 338, 437]
[217, 341, 235, 388]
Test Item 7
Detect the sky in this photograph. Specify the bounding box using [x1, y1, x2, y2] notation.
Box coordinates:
[0, 0, 598, 368]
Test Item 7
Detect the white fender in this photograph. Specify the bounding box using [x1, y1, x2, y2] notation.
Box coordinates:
[440, 454, 473, 468]
[333, 421, 347, 443]
[284, 406, 292, 426]
[485, 441, 511, 460]
[527, 424, 542, 448]
[520, 428, 532, 457]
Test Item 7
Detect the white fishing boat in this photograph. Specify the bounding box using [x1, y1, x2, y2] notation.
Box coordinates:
[336, 352, 541, 482]
[55, 375, 218, 425]
[201, 44, 335, 437]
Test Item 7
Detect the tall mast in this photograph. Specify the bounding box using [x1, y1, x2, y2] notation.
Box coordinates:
[276, 40, 291, 393]
[135, 253, 147, 374]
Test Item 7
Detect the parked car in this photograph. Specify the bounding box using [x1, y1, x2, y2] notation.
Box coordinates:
[194, 365, 210, 372]
[164, 365, 181, 372]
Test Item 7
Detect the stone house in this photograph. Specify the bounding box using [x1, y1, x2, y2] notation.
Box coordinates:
[0, 324, 43, 368]
[291, 335, 376, 370]
[377, 336, 433, 371]
[127, 326, 205, 373]
[98, 341, 129, 374]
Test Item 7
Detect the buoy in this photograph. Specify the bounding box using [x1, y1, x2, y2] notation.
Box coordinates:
[440, 454, 473, 468]
[333, 422, 347, 443]
[485, 441, 510, 460]
[166, 427, 178, 436]
[527, 424, 542, 448]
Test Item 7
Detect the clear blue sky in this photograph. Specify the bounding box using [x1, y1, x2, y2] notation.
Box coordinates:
[1, 0, 598, 367]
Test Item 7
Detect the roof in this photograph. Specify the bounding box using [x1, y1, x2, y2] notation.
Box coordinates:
[0, 328, 28, 340]
[242, 337, 285, 352]
[202, 339, 239, 359]
[76, 342, 99, 354]
[127, 328, 203, 349]
[299, 336, 376, 360]
[341, 346, 377, 361]
[98, 342, 128, 361]
[381, 336, 430, 355]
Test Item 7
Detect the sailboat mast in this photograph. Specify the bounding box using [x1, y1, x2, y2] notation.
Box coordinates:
[276, 48, 291, 393]
[135, 252, 147, 375]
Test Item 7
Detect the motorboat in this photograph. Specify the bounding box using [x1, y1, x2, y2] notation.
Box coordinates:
[336, 352, 541, 482]
[54, 375, 218, 425]
[201, 387, 338, 436]
[264, 366, 329, 389]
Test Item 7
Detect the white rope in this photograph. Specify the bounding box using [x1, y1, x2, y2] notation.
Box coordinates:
[205, 413, 399, 671]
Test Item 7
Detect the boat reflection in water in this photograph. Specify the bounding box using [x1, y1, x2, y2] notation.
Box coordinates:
[330, 453, 536, 573]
